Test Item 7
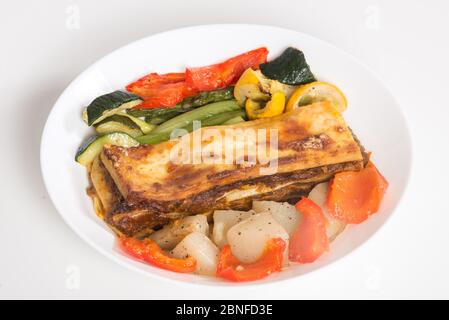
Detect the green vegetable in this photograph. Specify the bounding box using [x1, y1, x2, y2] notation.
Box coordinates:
[127, 87, 234, 123]
[151, 100, 241, 135]
[75, 132, 139, 166]
[184, 110, 246, 131]
[145, 110, 184, 125]
[83, 91, 142, 126]
[223, 116, 246, 125]
[260, 47, 316, 85]
[136, 131, 173, 145]
[94, 115, 143, 137]
[137, 107, 245, 145]
[119, 113, 155, 134]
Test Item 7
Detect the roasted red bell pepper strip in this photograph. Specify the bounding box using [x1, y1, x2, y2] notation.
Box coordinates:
[118, 237, 196, 273]
[216, 238, 285, 282]
[326, 161, 389, 224]
[126, 72, 185, 94]
[289, 197, 329, 263]
[185, 47, 269, 91]
[126, 72, 197, 109]
[133, 82, 197, 109]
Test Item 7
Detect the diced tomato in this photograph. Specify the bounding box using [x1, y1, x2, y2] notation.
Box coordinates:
[216, 238, 285, 282]
[185, 47, 269, 91]
[326, 161, 389, 224]
[289, 198, 329, 263]
[118, 237, 196, 273]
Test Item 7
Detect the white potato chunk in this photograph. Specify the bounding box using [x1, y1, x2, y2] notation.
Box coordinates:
[308, 182, 346, 241]
[252, 201, 301, 236]
[212, 210, 256, 248]
[227, 212, 289, 264]
[171, 232, 219, 276]
[149, 215, 209, 250]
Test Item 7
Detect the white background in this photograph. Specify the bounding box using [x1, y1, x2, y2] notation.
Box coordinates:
[1, 0, 448, 299]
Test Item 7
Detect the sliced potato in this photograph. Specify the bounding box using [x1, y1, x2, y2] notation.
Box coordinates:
[308, 182, 346, 241]
[171, 232, 219, 276]
[227, 212, 289, 264]
[252, 201, 301, 236]
[212, 210, 256, 248]
[149, 215, 209, 250]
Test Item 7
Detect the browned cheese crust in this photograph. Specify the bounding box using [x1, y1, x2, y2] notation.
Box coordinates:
[93, 101, 365, 236]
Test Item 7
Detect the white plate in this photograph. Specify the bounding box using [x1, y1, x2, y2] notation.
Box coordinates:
[40, 24, 412, 286]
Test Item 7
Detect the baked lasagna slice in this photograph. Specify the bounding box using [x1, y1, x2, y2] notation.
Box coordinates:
[92, 101, 367, 236]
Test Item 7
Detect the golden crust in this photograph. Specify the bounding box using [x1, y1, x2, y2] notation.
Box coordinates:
[101, 101, 363, 205]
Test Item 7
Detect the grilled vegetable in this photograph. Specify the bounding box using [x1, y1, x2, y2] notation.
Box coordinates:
[83, 91, 142, 126]
[233, 68, 268, 105]
[126, 72, 197, 109]
[118, 237, 196, 273]
[245, 91, 286, 120]
[150, 100, 241, 135]
[171, 232, 219, 276]
[186, 47, 268, 91]
[127, 87, 234, 122]
[126, 72, 186, 95]
[260, 47, 315, 85]
[326, 162, 389, 224]
[287, 81, 347, 113]
[121, 114, 154, 134]
[75, 132, 139, 166]
[223, 116, 245, 125]
[94, 115, 143, 137]
[216, 238, 286, 282]
[188, 110, 246, 128]
[136, 108, 245, 145]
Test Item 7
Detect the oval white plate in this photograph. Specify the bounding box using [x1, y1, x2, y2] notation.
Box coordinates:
[41, 24, 411, 286]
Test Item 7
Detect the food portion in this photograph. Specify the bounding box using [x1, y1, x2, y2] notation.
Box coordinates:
[76, 47, 389, 282]
[101, 102, 364, 205]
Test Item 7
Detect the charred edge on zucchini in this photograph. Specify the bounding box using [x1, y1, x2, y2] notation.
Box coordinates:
[83, 91, 143, 126]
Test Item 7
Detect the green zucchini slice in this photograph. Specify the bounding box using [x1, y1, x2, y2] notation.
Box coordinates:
[260, 47, 316, 85]
[119, 113, 155, 134]
[223, 116, 246, 125]
[94, 115, 143, 137]
[75, 132, 139, 166]
[83, 91, 143, 126]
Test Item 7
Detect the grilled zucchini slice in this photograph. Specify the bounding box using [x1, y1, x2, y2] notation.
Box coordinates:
[83, 91, 142, 126]
[75, 132, 139, 166]
[94, 115, 143, 137]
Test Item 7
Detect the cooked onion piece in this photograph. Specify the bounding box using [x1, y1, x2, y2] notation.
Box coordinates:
[149, 215, 209, 250]
[308, 182, 346, 241]
[171, 232, 219, 276]
[252, 201, 301, 236]
[212, 210, 256, 248]
[227, 212, 289, 264]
